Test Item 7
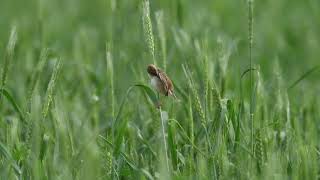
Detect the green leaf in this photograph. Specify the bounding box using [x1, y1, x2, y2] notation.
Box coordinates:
[0, 88, 25, 122]
[168, 121, 178, 170]
[113, 84, 157, 159]
[135, 84, 158, 105]
[0, 142, 22, 176]
[114, 84, 157, 127]
[288, 65, 319, 90]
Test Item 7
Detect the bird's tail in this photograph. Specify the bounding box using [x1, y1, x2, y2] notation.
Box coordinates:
[169, 90, 180, 102]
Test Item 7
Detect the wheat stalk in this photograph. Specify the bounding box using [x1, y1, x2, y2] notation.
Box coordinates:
[0, 26, 17, 101]
[248, 0, 255, 158]
[106, 43, 115, 119]
[42, 59, 61, 119]
[142, 0, 156, 65]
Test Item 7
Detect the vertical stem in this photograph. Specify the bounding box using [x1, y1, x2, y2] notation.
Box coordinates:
[159, 106, 170, 172]
[248, 0, 254, 154]
[188, 94, 194, 150]
[106, 45, 114, 120]
[38, 0, 43, 47]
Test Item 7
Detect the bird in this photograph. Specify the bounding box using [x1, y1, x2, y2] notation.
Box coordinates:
[147, 64, 177, 99]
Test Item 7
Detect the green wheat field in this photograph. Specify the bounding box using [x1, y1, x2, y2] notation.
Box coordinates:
[0, 0, 320, 179]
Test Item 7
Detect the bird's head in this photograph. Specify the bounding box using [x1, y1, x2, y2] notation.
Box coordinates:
[147, 64, 158, 76]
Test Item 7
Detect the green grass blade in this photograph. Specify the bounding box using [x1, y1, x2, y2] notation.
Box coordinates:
[106, 44, 115, 119]
[0, 142, 22, 176]
[288, 65, 319, 90]
[113, 84, 157, 158]
[134, 84, 158, 105]
[168, 121, 178, 170]
[0, 88, 25, 122]
[240, 68, 257, 79]
[27, 48, 49, 112]
[99, 135, 138, 171]
[114, 84, 157, 125]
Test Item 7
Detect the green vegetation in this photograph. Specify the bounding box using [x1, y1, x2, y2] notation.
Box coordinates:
[0, 0, 319, 179]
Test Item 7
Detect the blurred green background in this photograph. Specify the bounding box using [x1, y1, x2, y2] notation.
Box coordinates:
[0, 0, 320, 179]
[0, 0, 319, 105]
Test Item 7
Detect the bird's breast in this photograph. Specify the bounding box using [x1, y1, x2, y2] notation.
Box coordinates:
[150, 76, 166, 94]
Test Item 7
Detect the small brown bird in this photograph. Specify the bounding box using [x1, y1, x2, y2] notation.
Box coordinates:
[147, 64, 177, 99]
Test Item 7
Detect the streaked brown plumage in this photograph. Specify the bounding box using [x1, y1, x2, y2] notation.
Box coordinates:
[147, 64, 176, 98]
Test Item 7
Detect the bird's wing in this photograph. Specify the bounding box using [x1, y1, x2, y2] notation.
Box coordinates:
[156, 69, 169, 93]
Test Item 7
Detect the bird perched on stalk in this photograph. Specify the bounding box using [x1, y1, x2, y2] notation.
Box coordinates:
[147, 64, 178, 99]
